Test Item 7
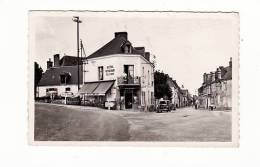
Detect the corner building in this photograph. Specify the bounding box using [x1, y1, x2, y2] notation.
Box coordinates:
[80, 32, 155, 110]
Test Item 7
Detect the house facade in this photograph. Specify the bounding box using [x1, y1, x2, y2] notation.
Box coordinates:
[167, 77, 181, 108]
[37, 54, 83, 98]
[198, 58, 232, 110]
[79, 32, 155, 110]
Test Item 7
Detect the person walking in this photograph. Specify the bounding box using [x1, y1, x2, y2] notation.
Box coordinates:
[195, 99, 199, 109]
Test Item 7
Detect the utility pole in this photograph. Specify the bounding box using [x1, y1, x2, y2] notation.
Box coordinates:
[72, 16, 82, 91]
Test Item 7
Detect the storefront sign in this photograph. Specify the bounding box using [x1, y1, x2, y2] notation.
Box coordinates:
[105, 65, 115, 76]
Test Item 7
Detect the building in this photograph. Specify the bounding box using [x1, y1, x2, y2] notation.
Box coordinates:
[198, 58, 232, 110]
[167, 77, 181, 108]
[79, 32, 155, 110]
[37, 54, 83, 98]
[181, 89, 189, 106]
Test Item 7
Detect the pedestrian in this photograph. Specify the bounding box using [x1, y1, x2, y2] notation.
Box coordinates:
[195, 99, 199, 109]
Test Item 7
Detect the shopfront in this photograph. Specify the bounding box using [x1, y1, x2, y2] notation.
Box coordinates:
[119, 87, 140, 110]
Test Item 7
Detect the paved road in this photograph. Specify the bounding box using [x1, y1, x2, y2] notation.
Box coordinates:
[35, 103, 130, 141]
[34, 103, 231, 141]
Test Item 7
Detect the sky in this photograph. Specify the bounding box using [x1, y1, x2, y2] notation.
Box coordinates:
[30, 11, 239, 95]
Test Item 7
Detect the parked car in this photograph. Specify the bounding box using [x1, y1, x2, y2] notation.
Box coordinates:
[209, 103, 216, 111]
[157, 100, 171, 113]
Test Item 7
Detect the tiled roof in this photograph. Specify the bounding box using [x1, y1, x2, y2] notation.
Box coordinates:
[38, 65, 83, 86]
[222, 66, 232, 80]
[59, 55, 83, 66]
[87, 34, 146, 59]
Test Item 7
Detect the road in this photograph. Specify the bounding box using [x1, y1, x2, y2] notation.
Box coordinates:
[34, 103, 232, 141]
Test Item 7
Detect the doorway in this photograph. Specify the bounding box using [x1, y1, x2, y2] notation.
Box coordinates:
[125, 91, 133, 109]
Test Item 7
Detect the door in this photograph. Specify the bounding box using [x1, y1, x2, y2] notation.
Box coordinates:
[124, 65, 134, 84]
[125, 90, 133, 109]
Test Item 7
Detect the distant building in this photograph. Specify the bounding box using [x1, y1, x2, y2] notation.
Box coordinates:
[198, 58, 232, 110]
[37, 54, 83, 98]
[79, 32, 155, 110]
[167, 77, 181, 108]
[181, 89, 192, 107]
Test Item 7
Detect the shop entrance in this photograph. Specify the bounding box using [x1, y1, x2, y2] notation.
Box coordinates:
[125, 91, 133, 109]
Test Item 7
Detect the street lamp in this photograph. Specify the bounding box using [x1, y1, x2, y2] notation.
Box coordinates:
[72, 16, 82, 91]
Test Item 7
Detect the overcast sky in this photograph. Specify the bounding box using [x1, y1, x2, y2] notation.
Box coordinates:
[30, 11, 238, 95]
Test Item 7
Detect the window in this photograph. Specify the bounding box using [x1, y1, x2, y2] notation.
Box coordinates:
[124, 45, 131, 53]
[60, 73, 71, 84]
[148, 70, 150, 85]
[151, 92, 154, 104]
[46, 88, 58, 96]
[60, 75, 66, 84]
[46, 88, 57, 92]
[142, 91, 146, 105]
[148, 91, 150, 104]
[65, 87, 70, 92]
[124, 65, 134, 83]
[98, 66, 104, 80]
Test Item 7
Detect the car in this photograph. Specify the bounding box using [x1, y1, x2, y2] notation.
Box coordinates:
[157, 100, 171, 113]
[209, 104, 216, 111]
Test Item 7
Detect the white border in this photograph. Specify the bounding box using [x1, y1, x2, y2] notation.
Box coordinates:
[28, 11, 239, 147]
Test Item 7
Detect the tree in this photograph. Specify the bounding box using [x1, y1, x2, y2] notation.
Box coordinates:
[34, 62, 43, 99]
[154, 70, 172, 100]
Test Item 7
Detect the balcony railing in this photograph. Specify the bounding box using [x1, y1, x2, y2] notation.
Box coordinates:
[117, 76, 141, 85]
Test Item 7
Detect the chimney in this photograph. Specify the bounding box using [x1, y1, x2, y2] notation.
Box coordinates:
[47, 58, 53, 69]
[229, 57, 232, 67]
[203, 73, 207, 83]
[115, 32, 128, 40]
[207, 73, 212, 83]
[217, 68, 221, 80]
[212, 71, 215, 81]
[134, 47, 145, 55]
[53, 54, 60, 67]
[144, 52, 150, 61]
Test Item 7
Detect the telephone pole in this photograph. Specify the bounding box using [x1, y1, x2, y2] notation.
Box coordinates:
[72, 16, 82, 91]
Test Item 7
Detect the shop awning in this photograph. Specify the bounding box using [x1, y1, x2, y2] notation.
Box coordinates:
[92, 81, 114, 96]
[78, 82, 99, 94]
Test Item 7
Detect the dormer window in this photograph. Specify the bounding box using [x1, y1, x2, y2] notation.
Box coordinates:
[121, 41, 132, 54]
[124, 44, 131, 53]
[60, 72, 71, 84]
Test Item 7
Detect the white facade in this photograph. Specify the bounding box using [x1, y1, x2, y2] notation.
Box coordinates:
[170, 86, 179, 107]
[83, 54, 154, 110]
[38, 84, 80, 97]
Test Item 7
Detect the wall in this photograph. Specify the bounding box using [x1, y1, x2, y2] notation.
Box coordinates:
[83, 54, 154, 107]
[38, 85, 80, 97]
[170, 86, 179, 107]
[140, 56, 154, 107]
[198, 79, 232, 110]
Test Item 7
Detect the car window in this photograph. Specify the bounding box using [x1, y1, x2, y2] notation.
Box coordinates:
[159, 101, 166, 104]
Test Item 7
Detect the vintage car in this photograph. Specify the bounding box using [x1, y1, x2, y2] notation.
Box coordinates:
[157, 100, 171, 113]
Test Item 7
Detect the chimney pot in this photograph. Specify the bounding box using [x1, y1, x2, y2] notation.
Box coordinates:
[115, 32, 128, 40]
[229, 57, 232, 67]
[144, 52, 150, 61]
[53, 54, 60, 67]
[47, 58, 53, 69]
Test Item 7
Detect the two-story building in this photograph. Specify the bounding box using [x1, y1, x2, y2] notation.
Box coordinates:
[79, 32, 155, 110]
[198, 58, 232, 110]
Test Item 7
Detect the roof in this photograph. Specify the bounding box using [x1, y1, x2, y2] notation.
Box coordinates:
[87, 34, 146, 59]
[59, 55, 83, 66]
[38, 65, 83, 86]
[222, 66, 232, 80]
[182, 89, 189, 96]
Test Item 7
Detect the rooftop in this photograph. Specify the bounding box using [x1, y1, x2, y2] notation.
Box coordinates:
[87, 32, 149, 60]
